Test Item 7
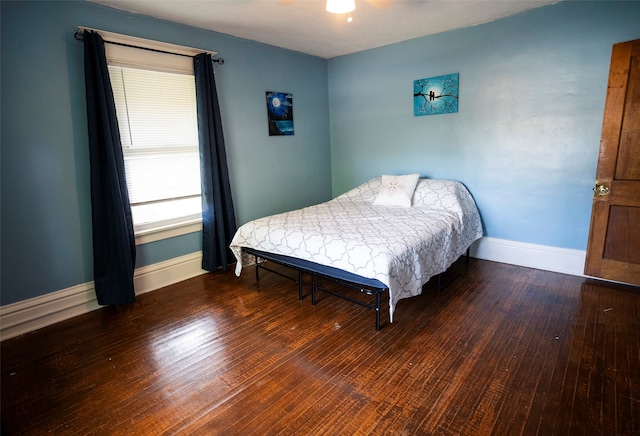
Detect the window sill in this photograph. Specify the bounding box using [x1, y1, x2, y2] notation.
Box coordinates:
[135, 219, 202, 245]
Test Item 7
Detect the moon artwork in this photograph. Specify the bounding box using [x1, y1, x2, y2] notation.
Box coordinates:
[414, 73, 459, 116]
[266, 91, 294, 136]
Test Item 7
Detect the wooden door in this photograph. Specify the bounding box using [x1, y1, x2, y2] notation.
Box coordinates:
[584, 39, 640, 286]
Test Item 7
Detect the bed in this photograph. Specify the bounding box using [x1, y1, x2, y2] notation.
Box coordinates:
[230, 175, 483, 330]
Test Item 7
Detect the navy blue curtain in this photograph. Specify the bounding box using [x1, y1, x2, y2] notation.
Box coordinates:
[83, 31, 136, 305]
[194, 53, 237, 272]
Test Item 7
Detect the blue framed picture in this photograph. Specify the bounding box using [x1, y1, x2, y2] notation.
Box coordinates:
[413, 73, 459, 116]
[266, 91, 294, 136]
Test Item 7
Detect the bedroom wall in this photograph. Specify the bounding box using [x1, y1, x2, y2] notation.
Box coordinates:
[0, 1, 331, 305]
[327, 1, 640, 252]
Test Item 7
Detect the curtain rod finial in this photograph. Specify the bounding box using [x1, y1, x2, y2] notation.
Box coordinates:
[213, 58, 224, 65]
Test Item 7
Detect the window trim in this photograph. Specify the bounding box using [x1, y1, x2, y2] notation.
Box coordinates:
[135, 220, 203, 245]
[76, 26, 217, 59]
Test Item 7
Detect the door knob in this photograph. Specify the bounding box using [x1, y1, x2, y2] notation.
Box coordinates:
[594, 180, 610, 196]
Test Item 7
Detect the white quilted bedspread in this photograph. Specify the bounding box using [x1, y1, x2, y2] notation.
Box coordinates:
[230, 177, 483, 322]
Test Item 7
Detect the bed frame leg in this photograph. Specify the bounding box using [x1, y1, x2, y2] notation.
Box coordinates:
[311, 274, 317, 305]
[298, 270, 303, 300]
[375, 293, 381, 331]
[254, 254, 260, 282]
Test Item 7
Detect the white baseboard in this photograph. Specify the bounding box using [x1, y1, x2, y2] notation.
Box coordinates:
[0, 240, 588, 341]
[0, 252, 206, 341]
[470, 237, 586, 277]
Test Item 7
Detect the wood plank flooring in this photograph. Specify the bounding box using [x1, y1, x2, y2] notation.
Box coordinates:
[1, 258, 639, 435]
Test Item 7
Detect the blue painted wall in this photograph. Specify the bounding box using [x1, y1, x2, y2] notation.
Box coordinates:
[2, 1, 639, 307]
[0, 1, 331, 305]
[328, 1, 640, 250]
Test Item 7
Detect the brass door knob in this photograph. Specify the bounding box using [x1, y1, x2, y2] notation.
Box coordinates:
[594, 181, 610, 196]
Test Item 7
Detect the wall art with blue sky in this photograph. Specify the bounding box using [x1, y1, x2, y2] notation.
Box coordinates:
[414, 73, 459, 116]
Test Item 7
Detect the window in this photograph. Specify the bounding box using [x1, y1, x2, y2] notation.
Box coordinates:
[104, 37, 205, 243]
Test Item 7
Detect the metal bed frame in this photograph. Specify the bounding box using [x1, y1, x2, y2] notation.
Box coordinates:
[245, 248, 388, 330]
[244, 247, 470, 331]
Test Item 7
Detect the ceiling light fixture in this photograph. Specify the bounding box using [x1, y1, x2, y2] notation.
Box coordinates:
[326, 0, 356, 14]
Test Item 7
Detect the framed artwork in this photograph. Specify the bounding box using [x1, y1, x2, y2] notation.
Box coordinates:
[413, 73, 459, 116]
[266, 91, 294, 136]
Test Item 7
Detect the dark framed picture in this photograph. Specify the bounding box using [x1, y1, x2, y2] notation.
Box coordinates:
[266, 91, 294, 136]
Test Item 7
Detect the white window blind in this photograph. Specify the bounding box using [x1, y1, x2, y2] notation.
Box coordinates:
[107, 50, 202, 234]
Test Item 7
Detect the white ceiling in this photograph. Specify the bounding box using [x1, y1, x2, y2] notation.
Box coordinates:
[88, 0, 558, 59]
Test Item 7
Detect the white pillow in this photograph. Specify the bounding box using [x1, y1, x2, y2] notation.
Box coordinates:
[373, 174, 420, 207]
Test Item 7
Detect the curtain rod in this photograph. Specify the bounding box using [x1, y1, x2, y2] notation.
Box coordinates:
[74, 27, 224, 65]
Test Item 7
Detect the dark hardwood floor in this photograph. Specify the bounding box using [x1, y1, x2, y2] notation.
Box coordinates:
[1, 258, 639, 435]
